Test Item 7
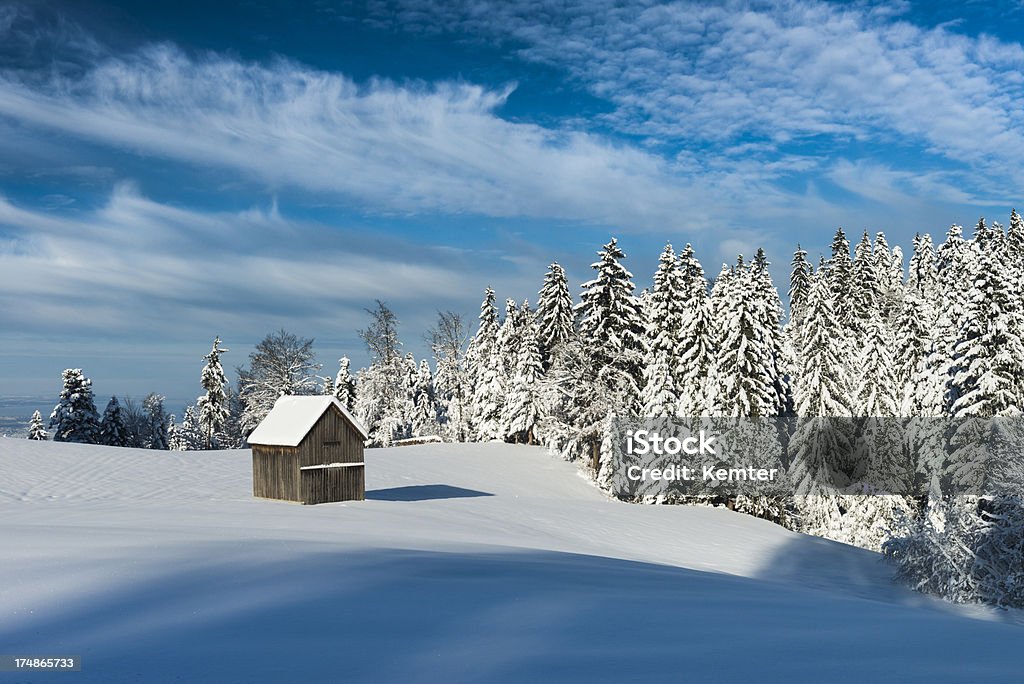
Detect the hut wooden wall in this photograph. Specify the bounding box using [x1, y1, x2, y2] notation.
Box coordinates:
[252, 446, 300, 501]
[301, 465, 365, 504]
[296, 405, 364, 468]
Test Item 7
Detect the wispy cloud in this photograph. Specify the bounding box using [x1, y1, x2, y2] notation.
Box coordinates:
[0, 184, 541, 344]
[2, 2, 999, 240]
[372, 0, 1024, 197]
[0, 32, 732, 230]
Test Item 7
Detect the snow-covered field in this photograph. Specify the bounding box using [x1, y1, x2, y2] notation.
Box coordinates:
[1, 439, 1022, 683]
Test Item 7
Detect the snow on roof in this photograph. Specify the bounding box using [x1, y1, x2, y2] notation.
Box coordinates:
[247, 395, 369, 446]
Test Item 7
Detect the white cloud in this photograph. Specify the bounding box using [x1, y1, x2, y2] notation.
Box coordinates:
[378, 0, 1024, 194]
[0, 184, 538, 344]
[0, 41, 734, 231]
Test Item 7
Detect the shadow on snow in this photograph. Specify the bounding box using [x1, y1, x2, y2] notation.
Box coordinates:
[3, 542, 1024, 683]
[366, 484, 494, 501]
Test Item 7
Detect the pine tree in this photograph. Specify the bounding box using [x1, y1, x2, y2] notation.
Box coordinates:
[788, 244, 812, 325]
[166, 414, 179, 450]
[947, 246, 1023, 420]
[536, 262, 575, 366]
[334, 357, 356, 411]
[789, 278, 855, 494]
[854, 314, 912, 493]
[99, 396, 129, 447]
[708, 255, 783, 418]
[826, 227, 853, 327]
[197, 337, 230, 449]
[143, 393, 170, 450]
[216, 386, 245, 449]
[850, 231, 879, 340]
[752, 248, 790, 416]
[868, 232, 902, 323]
[1007, 209, 1024, 278]
[909, 232, 939, 299]
[596, 411, 620, 492]
[505, 300, 545, 443]
[27, 410, 48, 440]
[793, 277, 855, 418]
[894, 291, 937, 412]
[676, 245, 715, 417]
[49, 368, 100, 444]
[576, 238, 645, 412]
[471, 288, 506, 441]
[641, 244, 685, 417]
[855, 315, 899, 417]
[411, 359, 438, 437]
[176, 405, 205, 450]
[497, 298, 521, 380]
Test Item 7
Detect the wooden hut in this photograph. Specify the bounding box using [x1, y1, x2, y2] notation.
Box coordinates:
[248, 396, 368, 504]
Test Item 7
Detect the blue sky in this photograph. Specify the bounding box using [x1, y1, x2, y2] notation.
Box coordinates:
[2, 0, 1024, 413]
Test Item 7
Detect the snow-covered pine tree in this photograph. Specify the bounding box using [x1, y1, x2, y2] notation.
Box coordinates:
[215, 386, 245, 449]
[640, 244, 685, 417]
[166, 414, 179, 450]
[49, 368, 100, 444]
[945, 240, 1024, 493]
[872, 232, 904, 323]
[176, 405, 205, 450]
[788, 244, 812, 326]
[576, 238, 645, 414]
[887, 235, 1024, 603]
[596, 411, 620, 492]
[895, 291, 937, 413]
[27, 410, 48, 440]
[334, 357, 356, 411]
[708, 256, 781, 418]
[1007, 209, 1024, 279]
[826, 227, 854, 327]
[752, 248, 790, 416]
[399, 352, 418, 435]
[676, 245, 715, 417]
[98, 396, 129, 447]
[789, 277, 855, 494]
[143, 393, 169, 450]
[411, 359, 438, 437]
[908, 232, 939, 300]
[536, 262, 575, 367]
[872, 232, 894, 290]
[843, 261, 918, 549]
[497, 298, 521, 382]
[854, 314, 912, 492]
[197, 336, 230, 449]
[505, 300, 545, 443]
[850, 231, 879, 342]
[947, 244, 1023, 420]
[471, 288, 506, 441]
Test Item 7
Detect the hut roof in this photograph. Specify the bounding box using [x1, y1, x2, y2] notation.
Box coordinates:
[247, 395, 369, 446]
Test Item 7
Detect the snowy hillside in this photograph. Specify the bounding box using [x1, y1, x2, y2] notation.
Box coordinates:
[1, 439, 1022, 683]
